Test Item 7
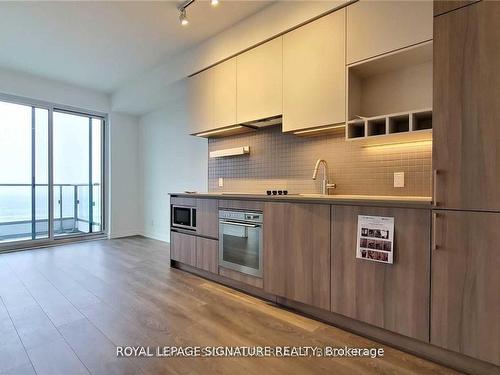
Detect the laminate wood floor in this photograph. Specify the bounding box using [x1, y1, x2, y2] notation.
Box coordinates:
[0, 236, 459, 375]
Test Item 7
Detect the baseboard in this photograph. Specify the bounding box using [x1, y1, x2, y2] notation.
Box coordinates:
[140, 230, 169, 242]
[109, 229, 141, 239]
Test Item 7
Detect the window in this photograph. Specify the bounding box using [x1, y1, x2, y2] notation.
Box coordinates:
[0, 95, 106, 247]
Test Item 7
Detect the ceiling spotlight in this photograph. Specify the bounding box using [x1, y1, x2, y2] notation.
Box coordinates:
[179, 8, 189, 26]
[211, 0, 219, 6]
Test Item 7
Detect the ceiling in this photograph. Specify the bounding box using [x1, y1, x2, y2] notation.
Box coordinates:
[0, 0, 272, 93]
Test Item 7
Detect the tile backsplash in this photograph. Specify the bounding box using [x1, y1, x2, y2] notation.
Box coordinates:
[208, 125, 432, 196]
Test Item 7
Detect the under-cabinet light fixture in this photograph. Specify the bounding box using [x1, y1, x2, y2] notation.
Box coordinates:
[293, 124, 345, 135]
[362, 140, 432, 149]
[195, 125, 244, 137]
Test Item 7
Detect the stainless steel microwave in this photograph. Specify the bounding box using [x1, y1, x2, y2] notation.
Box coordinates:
[171, 205, 197, 231]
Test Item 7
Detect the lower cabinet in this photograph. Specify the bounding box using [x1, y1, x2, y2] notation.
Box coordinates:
[431, 210, 500, 366]
[195, 237, 218, 274]
[331, 206, 430, 341]
[171, 232, 218, 274]
[170, 232, 196, 267]
[263, 203, 330, 310]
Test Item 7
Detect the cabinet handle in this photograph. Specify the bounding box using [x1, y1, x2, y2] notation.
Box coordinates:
[432, 169, 438, 207]
[432, 212, 439, 251]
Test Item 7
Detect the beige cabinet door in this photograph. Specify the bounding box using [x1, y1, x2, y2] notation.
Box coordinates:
[283, 9, 345, 132]
[187, 69, 213, 134]
[431, 210, 500, 366]
[213, 58, 237, 128]
[263, 202, 331, 310]
[237, 38, 282, 124]
[347, 0, 433, 64]
[331, 206, 430, 341]
[433, 1, 500, 211]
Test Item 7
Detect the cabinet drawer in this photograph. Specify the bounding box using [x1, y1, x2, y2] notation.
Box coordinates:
[170, 232, 196, 267]
[196, 237, 218, 274]
[218, 199, 263, 212]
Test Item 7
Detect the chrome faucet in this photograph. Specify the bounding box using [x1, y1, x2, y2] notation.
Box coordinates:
[312, 159, 336, 195]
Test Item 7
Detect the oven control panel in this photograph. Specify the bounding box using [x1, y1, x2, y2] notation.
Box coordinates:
[219, 210, 263, 223]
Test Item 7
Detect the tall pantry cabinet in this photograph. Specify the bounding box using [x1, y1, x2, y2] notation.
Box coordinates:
[432, 0, 500, 366]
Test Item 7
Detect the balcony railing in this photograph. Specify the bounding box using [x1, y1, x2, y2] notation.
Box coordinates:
[0, 183, 101, 242]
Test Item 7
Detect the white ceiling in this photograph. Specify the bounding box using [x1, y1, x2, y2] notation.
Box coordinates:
[0, 0, 272, 93]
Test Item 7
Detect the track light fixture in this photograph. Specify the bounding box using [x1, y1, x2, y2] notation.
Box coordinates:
[179, 8, 189, 26]
[178, 0, 220, 26]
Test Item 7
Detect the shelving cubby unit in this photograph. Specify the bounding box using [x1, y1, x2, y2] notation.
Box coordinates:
[346, 41, 433, 142]
[346, 108, 432, 141]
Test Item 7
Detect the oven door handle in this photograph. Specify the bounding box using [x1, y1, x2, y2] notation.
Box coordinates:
[220, 220, 259, 228]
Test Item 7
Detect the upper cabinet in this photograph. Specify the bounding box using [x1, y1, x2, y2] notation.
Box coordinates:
[213, 59, 237, 129]
[433, 1, 500, 211]
[187, 69, 213, 135]
[282, 9, 346, 133]
[237, 38, 283, 124]
[347, 0, 433, 64]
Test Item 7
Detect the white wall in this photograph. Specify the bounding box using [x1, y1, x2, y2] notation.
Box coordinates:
[139, 92, 208, 242]
[108, 113, 141, 238]
[0, 66, 141, 238]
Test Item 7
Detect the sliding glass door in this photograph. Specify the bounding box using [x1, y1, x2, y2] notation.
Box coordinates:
[53, 111, 103, 237]
[0, 96, 105, 248]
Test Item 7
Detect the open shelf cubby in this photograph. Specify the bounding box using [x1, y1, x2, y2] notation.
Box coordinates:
[367, 118, 387, 136]
[389, 114, 410, 134]
[412, 110, 433, 131]
[346, 41, 433, 141]
[347, 120, 366, 139]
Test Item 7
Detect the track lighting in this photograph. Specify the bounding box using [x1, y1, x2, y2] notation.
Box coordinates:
[178, 0, 220, 26]
[179, 8, 189, 26]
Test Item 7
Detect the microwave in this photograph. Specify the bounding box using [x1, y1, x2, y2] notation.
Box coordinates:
[171, 205, 197, 231]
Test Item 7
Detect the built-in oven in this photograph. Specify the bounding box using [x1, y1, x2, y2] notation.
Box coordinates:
[219, 210, 263, 277]
[171, 205, 197, 231]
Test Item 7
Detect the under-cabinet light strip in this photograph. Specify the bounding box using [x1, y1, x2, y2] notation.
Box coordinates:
[362, 140, 432, 149]
[293, 124, 345, 135]
[196, 125, 243, 137]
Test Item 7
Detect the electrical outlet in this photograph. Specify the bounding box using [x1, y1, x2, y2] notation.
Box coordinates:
[394, 172, 405, 188]
[218, 177, 224, 187]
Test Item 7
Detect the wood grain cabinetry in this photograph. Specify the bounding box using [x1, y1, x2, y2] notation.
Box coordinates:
[431, 210, 500, 366]
[237, 38, 282, 124]
[282, 9, 345, 132]
[434, 0, 480, 16]
[170, 232, 196, 267]
[187, 69, 213, 134]
[433, 1, 500, 211]
[195, 237, 218, 274]
[213, 59, 237, 128]
[263, 203, 330, 310]
[331, 206, 430, 341]
[347, 0, 433, 64]
[196, 198, 219, 238]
